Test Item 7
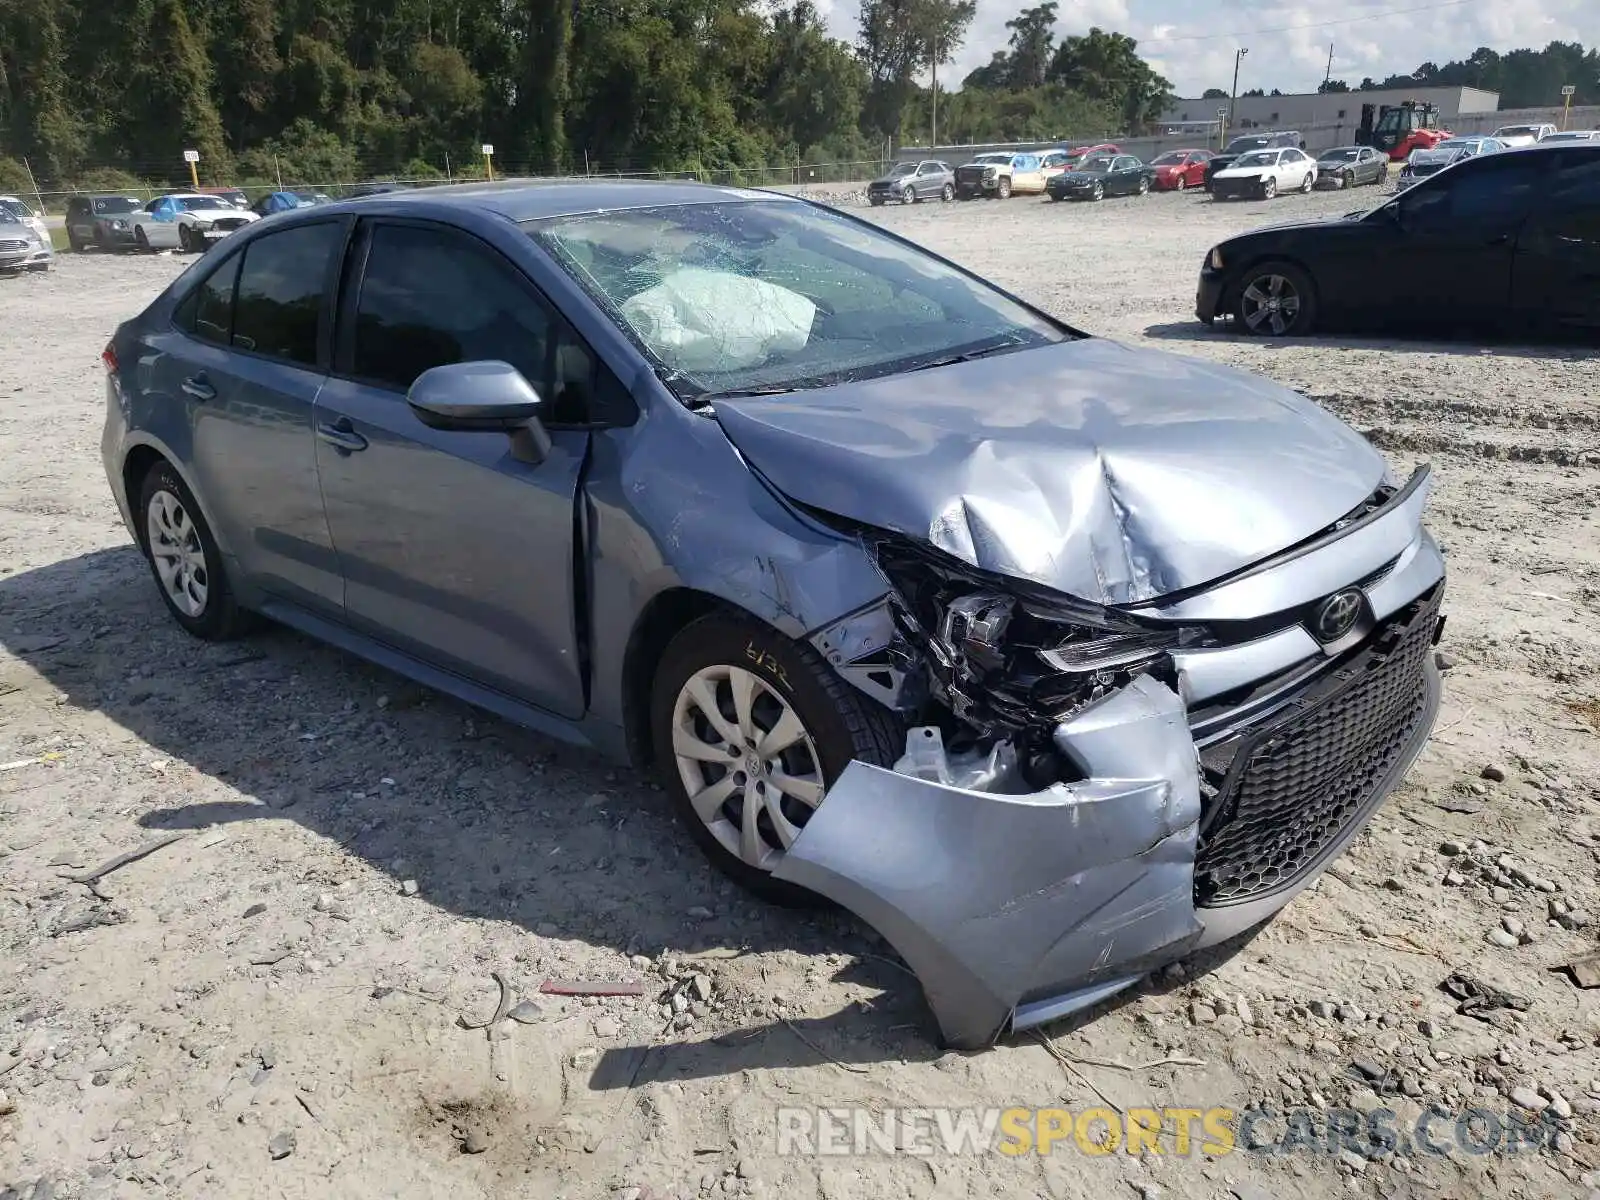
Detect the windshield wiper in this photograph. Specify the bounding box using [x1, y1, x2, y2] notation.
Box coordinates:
[690, 384, 798, 403]
[906, 338, 1027, 373]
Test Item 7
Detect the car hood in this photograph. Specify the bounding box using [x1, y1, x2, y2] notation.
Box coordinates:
[713, 338, 1386, 606]
[1214, 164, 1279, 178]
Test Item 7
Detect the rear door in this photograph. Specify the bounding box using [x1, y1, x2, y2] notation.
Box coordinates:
[313, 218, 592, 718]
[161, 219, 349, 611]
[1514, 150, 1600, 329]
[1380, 152, 1551, 325]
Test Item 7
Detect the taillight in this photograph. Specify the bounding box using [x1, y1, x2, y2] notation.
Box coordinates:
[101, 342, 118, 374]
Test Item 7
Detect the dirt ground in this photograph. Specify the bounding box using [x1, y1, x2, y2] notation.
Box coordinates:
[1, 183, 1598, 1200]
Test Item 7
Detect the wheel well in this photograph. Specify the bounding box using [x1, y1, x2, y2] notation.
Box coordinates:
[621, 588, 730, 770]
[121, 446, 167, 552]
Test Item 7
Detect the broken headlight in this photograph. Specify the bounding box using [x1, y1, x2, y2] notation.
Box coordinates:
[872, 536, 1209, 734]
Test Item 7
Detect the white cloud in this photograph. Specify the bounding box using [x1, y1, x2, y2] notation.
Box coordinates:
[817, 0, 1593, 97]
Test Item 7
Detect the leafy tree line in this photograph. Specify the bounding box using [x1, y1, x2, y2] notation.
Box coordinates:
[1319, 42, 1598, 108]
[0, 0, 1175, 193]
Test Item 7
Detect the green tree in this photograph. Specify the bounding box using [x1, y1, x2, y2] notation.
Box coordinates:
[0, 0, 83, 180]
[130, 0, 229, 180]
[1047, 27, 1172, 132]
[1004, 2, 1057, 89]
[1201, 87, 1228, 99]
[516, 0, 572, 172]
[857, 0, 976, 136]
[211, 0, 283, 146]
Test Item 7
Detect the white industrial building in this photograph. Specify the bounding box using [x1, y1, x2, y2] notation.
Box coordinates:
[1164, 85, 1500, 134]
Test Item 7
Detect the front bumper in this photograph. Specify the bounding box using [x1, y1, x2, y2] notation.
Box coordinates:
[776, 493, 1447, 1049]
[95, 223, 138, 246]
[0, 243, 51, 270]
[1211, 177, 1267, 200]
[1196, 267, 1226, 322]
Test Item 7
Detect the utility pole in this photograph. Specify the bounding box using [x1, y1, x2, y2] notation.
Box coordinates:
[1324, 43, 1334, 87]
[931, 34, 940, 149]
[1226, 47, 1248, 144]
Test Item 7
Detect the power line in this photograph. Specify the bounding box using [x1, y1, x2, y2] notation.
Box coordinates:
[1140, 0, 1475, 46]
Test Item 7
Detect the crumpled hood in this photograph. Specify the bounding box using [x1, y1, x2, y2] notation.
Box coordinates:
[714, 338, 1386, 606]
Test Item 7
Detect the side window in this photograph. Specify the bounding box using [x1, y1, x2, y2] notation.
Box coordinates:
[1548, 157, 1600, 233]
[231, 222, 343, 367]
[175, 253, 241, 346]
[1402, 154, 1549, 225]
[351, 223, 595, 423]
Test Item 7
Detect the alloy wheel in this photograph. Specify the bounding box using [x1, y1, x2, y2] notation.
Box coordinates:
[1175, 176, 1187, 191]
[1240, 274, 1302, 336]
[146, 489, 210, 617]
[1092, 182, 1104, 200]
[902, 185, 915, 205]
[1301, 173, 1314, 193]
[940, 183, 954, 201]
[671, 664, 825, 872]
[1262, 179, 1277, 200]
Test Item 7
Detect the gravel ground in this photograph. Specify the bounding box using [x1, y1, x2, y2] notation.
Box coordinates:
[1, 186, 1598, 1200]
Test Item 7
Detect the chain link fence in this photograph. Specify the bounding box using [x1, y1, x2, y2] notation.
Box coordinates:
[13, 158, 894, 216]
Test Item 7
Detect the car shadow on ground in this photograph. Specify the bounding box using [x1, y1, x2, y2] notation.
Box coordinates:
[0, 545, 1260, 1083]
[1142, 320, 1600, 359]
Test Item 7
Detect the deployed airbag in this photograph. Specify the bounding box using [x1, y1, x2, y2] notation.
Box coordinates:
[618, 267, 816, 373]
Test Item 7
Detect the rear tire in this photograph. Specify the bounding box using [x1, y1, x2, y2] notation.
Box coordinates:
[1136, 176, 1150, 196]
[940, 183, 954, 202]
[136, 461, 254, 641]
[1300, 172, 1314, 194]
[651, 612, 902, 906]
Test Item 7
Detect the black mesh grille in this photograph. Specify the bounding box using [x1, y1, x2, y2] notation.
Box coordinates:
[1194, 587, 1440, 907]
[212, 218, 249, 232]
[956, 167, 988, 184]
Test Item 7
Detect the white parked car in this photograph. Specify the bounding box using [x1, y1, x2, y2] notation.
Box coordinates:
[1540, 129, 1599, 143]
[0, 197, 52, 273]
[1208, 148, 1318, 201]
[1489, 123, 1556, 148]
[126, 193, 259, 253]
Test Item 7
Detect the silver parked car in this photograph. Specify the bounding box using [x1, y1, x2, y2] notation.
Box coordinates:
[0, 197, 53, 273]
[101, 182, 1446, 1048]
[1396, 136, 1505, 191]
[866, 160, 956, 206]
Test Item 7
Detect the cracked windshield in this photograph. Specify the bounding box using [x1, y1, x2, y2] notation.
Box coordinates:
[528, 200, 1064, 399]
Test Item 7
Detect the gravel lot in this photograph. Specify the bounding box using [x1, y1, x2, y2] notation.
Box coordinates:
[2, 186, 1598, 1200]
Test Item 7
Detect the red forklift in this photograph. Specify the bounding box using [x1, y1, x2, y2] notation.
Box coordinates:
[1356, 100, 1452, 160]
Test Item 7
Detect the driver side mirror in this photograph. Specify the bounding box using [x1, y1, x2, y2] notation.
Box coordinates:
[407, 360, 552, 465]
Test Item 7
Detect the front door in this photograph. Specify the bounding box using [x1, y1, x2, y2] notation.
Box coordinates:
[1514, 151, 1600, 329]
[313, 218, 590, 718]
[1380, 152, 1549, 326]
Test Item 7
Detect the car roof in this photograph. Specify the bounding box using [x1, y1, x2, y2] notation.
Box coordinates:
[267, 179, 811, 224]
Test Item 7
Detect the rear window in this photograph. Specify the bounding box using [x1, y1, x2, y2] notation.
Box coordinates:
[92, 197, 140, 215]
[230, 223, 343, 367]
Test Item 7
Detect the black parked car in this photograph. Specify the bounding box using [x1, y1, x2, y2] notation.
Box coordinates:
[1196, 143, 1600, 337]
[1204, 131, 1305, 191]
[64, 194, 145, 251]
[1313, 146, 1388, 189]
[867, 160, 956, 206]
[1046, 154, 1154, 202]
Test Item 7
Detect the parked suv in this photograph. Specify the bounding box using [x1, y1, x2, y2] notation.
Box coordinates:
[866, 160, 956, 206]
[65, 194, 145, 251]
[1204, 131, 1305, 191]
[953, 152, 1046, 199]
[101, 182, 1446, 1050]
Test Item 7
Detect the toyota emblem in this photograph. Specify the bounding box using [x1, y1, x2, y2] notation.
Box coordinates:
[1313, 589, 1363, 642]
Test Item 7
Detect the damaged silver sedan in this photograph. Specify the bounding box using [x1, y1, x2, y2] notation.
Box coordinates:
[101, 182, 1445, 1050]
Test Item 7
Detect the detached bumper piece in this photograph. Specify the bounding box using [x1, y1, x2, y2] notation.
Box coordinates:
[773, 675, 1205, 1050]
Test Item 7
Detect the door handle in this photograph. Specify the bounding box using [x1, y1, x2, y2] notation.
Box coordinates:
[316, 418, 369, 454]
[180, 375, 215, 401]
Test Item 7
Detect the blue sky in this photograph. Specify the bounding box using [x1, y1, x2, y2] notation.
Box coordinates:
[813, 0, 1594, 97]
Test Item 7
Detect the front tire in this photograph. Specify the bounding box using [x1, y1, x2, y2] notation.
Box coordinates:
[1260, 178, 1277, 200]
[136, 461, 252, 640]
[651, 613, 902, 905]
[1234, 260, 1317, 337]
[1175, 176, 1187, 192]
[1091, 181, 1105, 201]
[134, 227, 150, 252]
[996, 177, 1012, 199]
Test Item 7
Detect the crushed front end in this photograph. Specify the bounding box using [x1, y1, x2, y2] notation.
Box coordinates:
[775, 467, 1446, 1049]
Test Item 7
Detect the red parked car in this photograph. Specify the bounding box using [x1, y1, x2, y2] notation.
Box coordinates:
[1150, 149, 1214, 191]
[1063, 142, 1120, 168]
